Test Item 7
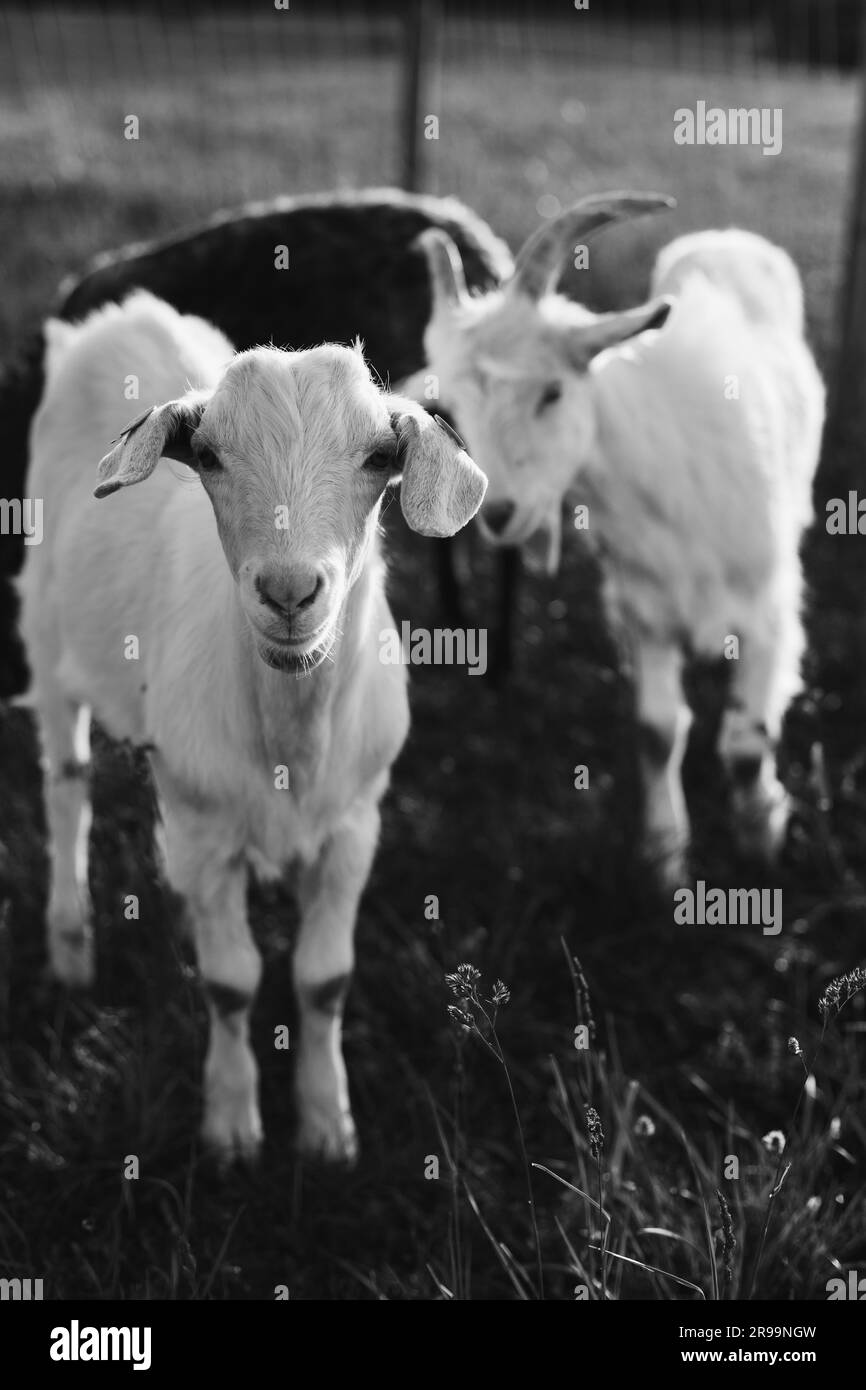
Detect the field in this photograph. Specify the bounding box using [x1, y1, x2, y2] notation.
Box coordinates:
[1, 7, 865, 1300]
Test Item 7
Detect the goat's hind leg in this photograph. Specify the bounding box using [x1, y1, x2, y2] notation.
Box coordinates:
[632, 638, 693, 890]
[37, 695, 94, 987]
[718, 618, 799, 863]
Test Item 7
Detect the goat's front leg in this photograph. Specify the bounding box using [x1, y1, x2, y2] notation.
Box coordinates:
[159, 797, 262, 1162]
[718, 617, 799, 862]
[294, 799, 381, 1164]
[632, 638, 692, 889]
[38, 700, 94, 988]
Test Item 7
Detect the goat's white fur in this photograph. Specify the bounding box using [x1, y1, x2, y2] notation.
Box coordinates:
[20, 290, 484, 1163]
[416, 220, 825, 879]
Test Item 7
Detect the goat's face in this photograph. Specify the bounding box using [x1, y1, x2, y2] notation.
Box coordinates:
[425, 294, 600, 569]
[96, 341, 487, 674]
[191, 346, 401, 673]
[415, 192, 675, 573]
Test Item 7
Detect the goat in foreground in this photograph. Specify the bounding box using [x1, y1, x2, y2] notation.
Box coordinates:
[20, 291, 485, 1163]
[0, 187, 513, 699]
[413, 193, 825, 882]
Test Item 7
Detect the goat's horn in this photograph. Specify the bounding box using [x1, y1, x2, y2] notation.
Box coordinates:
[415, 228, 470, 311]
[510, 190, 676, 301]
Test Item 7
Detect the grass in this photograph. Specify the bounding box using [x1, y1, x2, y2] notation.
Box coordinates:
[1, 7, 865, 1300]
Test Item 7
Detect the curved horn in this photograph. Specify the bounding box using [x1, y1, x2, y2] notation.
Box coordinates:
[510, 190, 676, 301]
[415, 228, 470, 312]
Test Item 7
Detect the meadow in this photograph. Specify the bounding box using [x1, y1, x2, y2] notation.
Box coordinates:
[0, 7, 864, 1299]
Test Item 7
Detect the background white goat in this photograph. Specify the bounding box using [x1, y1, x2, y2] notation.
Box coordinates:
[20, 290, 485, 1163]
[411, 194, 825, 883]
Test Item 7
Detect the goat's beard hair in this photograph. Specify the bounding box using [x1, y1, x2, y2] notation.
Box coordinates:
[520, 511, 562, 577]
[477, 492, 563, 577]
[255, 627, 338, 677]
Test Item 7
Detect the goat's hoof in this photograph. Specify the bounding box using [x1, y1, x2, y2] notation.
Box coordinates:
[48, 925, 95, 990]
[296, 1108, 359, 1167]
[732, 786, 790, 865]
[202, 1104, 263, 1168]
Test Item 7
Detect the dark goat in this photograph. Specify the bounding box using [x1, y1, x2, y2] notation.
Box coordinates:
[0, 187, 517, 696]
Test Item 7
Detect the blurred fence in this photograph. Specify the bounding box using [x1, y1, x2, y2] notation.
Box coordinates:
[2, 2, 863, 115]
[2, 0, 865, 393]
[3, 1, 863, 204]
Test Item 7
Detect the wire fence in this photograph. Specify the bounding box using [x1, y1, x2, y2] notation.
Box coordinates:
[1, 1, 864, 378]
[2, 2, 862, 153]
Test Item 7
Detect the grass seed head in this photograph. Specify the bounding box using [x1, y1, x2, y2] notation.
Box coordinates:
[818, 966, 866, 1022]
[445, 963, 481, 999]
[585, 1105, 604, 1159]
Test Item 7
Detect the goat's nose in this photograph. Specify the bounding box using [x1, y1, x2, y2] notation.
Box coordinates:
[484, 500, 516, 537]
[255, 564, 324, 617]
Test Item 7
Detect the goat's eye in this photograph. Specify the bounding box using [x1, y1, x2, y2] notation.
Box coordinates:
[363, 448, 394, 472]
[536, 383, 562, 414]
[196, 445, 220, 472]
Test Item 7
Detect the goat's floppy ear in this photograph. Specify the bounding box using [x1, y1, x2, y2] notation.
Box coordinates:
[389, 399, 487, 538]
[563, 295, 674, 371]
[94, 393, 207, 499]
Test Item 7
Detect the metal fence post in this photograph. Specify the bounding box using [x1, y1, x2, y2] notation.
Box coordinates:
[830, 6, 866, 448]
[400, 0, 441, 191]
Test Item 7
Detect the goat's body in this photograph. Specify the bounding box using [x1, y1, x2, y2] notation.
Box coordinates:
[581, 231, 824, 876]
[26, 297, 406, 871]
[587, 262, 822, 666]
[20, 293, 414, 1161]
[651, 227, 805, 334]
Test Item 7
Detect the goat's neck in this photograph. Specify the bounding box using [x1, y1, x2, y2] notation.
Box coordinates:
[230, 539, 382, 793]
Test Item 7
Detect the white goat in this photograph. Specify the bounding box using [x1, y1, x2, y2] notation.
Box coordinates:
[20, 290, 485, 1163]
[411, 193, 825, 882]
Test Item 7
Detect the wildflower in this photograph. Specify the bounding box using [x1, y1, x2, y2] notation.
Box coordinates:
[829, 1116, 841, 1141]
[806, 1196, 821, 1216]
[491, 979, 510, 1006]
[818, 966, 866, 1021]
[634, 1114, 656, 1138]
[585, 1105, 604, 1159]
[762, 1129, 786, 1156]
[787, 1036, 802, 1057]
[445, 963, 481, 999]
[447, 1005, 473, 1031]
